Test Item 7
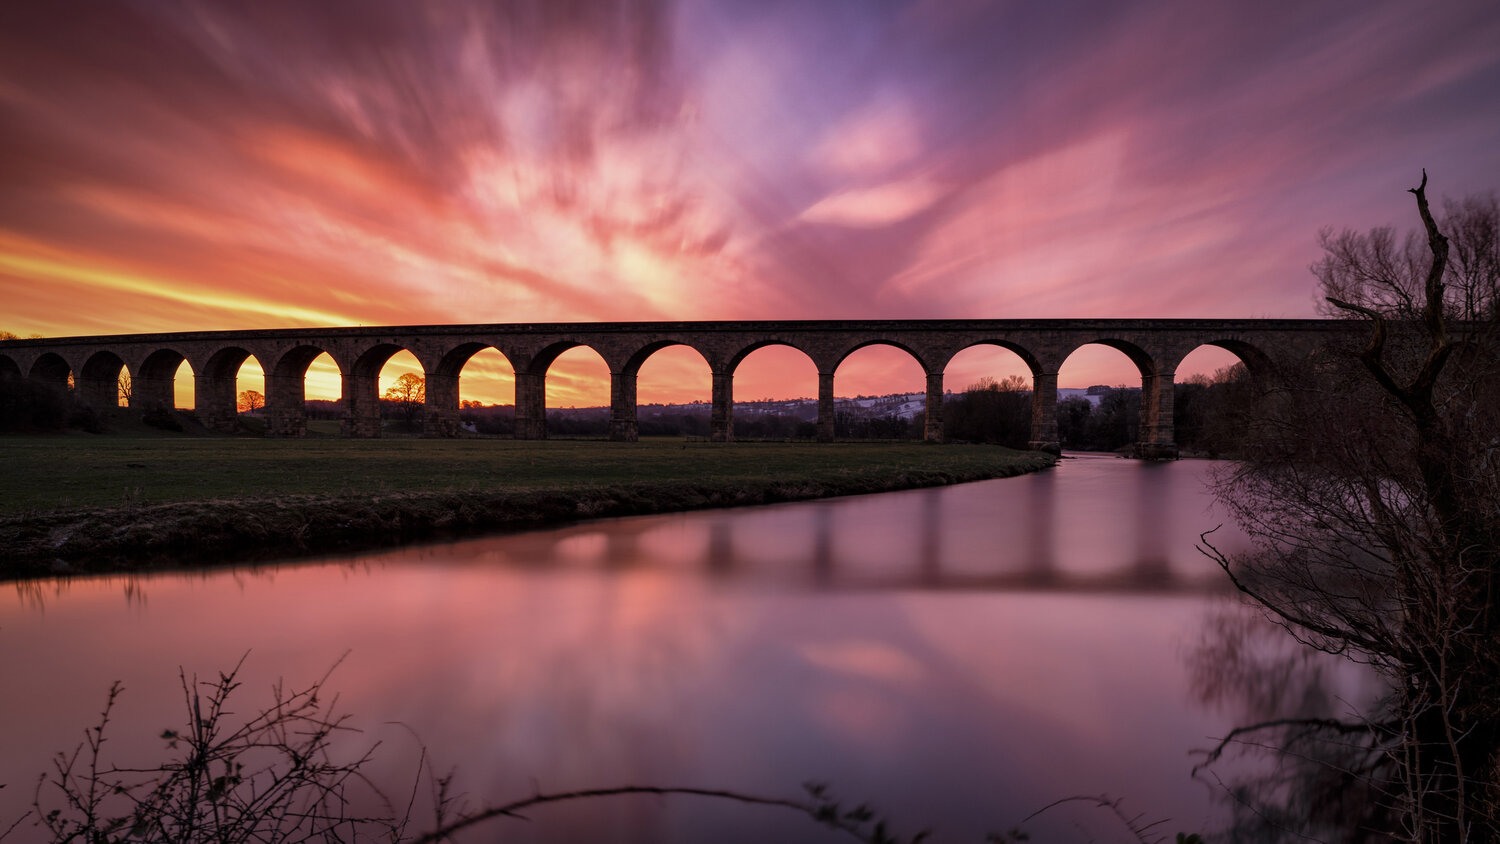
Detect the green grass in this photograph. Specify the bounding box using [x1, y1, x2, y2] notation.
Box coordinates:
[0, 435, 1048, 517]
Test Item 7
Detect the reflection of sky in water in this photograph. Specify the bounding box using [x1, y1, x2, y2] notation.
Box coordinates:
[0, 459, 1373, 841]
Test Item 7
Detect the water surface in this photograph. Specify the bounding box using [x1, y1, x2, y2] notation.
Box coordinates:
[0, 454, 1377, 841]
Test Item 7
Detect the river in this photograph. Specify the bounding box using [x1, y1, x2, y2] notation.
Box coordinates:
[0, 454, 1380, 842]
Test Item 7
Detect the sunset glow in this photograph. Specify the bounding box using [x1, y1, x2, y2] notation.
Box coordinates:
[3, 1, 1498, 403]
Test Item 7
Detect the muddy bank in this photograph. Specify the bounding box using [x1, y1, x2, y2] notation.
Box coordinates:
[2, 456, 1054, 580]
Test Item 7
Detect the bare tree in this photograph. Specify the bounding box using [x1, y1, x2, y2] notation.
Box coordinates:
[237, 390, 264, 413]
[1315, 187, 1500, 322]
[1201, 172, 1500, 841]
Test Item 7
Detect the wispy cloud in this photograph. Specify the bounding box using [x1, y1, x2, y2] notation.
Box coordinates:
[1, 0, 1497, 394]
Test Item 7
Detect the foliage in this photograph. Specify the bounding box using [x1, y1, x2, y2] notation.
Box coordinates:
[139, 407, 184, 433]
[1056, 388, 1139, 452]
[1200, 173, 1500, 841]
[733, 411, 816, 440]
[0, 379, 72, 432]
[639, 411, 710, 437]
[12, 658, 408, 844]
[833, 409, 918, 439]
[381, 374, 425, 433]
[943, 376, 1031, 447]
[459, 403, 515, 436]
[1171, 364, 1254, 457]
[0, 379, 103, 434]
[545, 408, 609, 436]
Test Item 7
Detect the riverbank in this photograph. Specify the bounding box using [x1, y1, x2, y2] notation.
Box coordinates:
[0, 437, 1054, 579]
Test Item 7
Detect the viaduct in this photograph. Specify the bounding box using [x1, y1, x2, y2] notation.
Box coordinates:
[0, 319, 1359, 458]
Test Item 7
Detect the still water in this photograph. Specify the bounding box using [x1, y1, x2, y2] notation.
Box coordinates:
[0, 455, 1378, 841]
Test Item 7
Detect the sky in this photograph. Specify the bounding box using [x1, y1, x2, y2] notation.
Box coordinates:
[2, 0, 1498, 406]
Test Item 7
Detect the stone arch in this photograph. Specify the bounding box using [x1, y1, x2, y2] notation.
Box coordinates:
[939, 342, 1041, 448]
[530, 339, 608, 375]
[28, 353, 72, 388]
[1059, 338, 1158, 380]
[79, 350, 128, 407]
[269, 345, 340, 382]
[945, 340, 1043, 378]
[1163, 339, 1274, 381]
[512, 340, 610, 440]
[722, 342, 820, 443]
[350, 343, 414, 380]
[0, 353, 21, 380]
[436, 342, 516, 380]
[830, 341, 929, 441]
[1168, 341, 1272, 458]
[135, 348, 190, 410]
[831, 339, 931, 374]
[197, 347, 264, 433]
[622, 340, 712, 376]
[1055, 339, 1164, 458]
[726, 339, 818, 374]
[430, 342, 518, 438]
[265, 345, 341, 438]
[343, 343, 425, 438]
[202, 346, 258, 382]
[610, 341, 714, 442]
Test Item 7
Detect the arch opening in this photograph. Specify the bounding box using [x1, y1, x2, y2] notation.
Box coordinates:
[79, 351, 128, 409]
[3, 354, 76, 432]
[172, 360, 193, 409]
[1055, 343, 1147, 453]
[266, 346, 341, 438]
[543, 345, 610, 437]
[443, 345, 515, 438]
[28, 353, 72, 389]
[832, 343, 926, 440]
[633, 344, 711, 439]
[236, 359, 266, 413]
[1172, 344, 1260, 458]
[116, 364, 132, 408]
[373, 349, 424, 436]
[730, 344, 818, 440]
[942, 344, 1035, 448]
[197, 347, 263, 434]
[137, 348, 190, 412]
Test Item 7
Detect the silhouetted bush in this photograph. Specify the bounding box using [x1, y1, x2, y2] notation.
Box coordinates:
[943, 378, 1031, 447]
[0, 378, 71, 431]
[1057, 388, 1139, 451]
[141, 407, 185, 432]
[67, 402, 106, 434]
[546, 411, 609, 437]
[639, 412, 710, 437]
[0, 378, 111, 433]
[733, 413, 814, 440]
[1173, 364, 1254, 457]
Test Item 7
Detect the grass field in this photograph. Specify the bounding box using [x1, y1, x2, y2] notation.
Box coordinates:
[0, 435, 1055, 517]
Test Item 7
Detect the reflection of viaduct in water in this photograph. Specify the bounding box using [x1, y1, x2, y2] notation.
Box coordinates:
[399, 483, 1230, 595]
[0, 319, 1359, 457]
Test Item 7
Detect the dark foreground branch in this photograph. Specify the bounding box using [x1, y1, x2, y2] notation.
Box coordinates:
[1191, 716, 1392, 777]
